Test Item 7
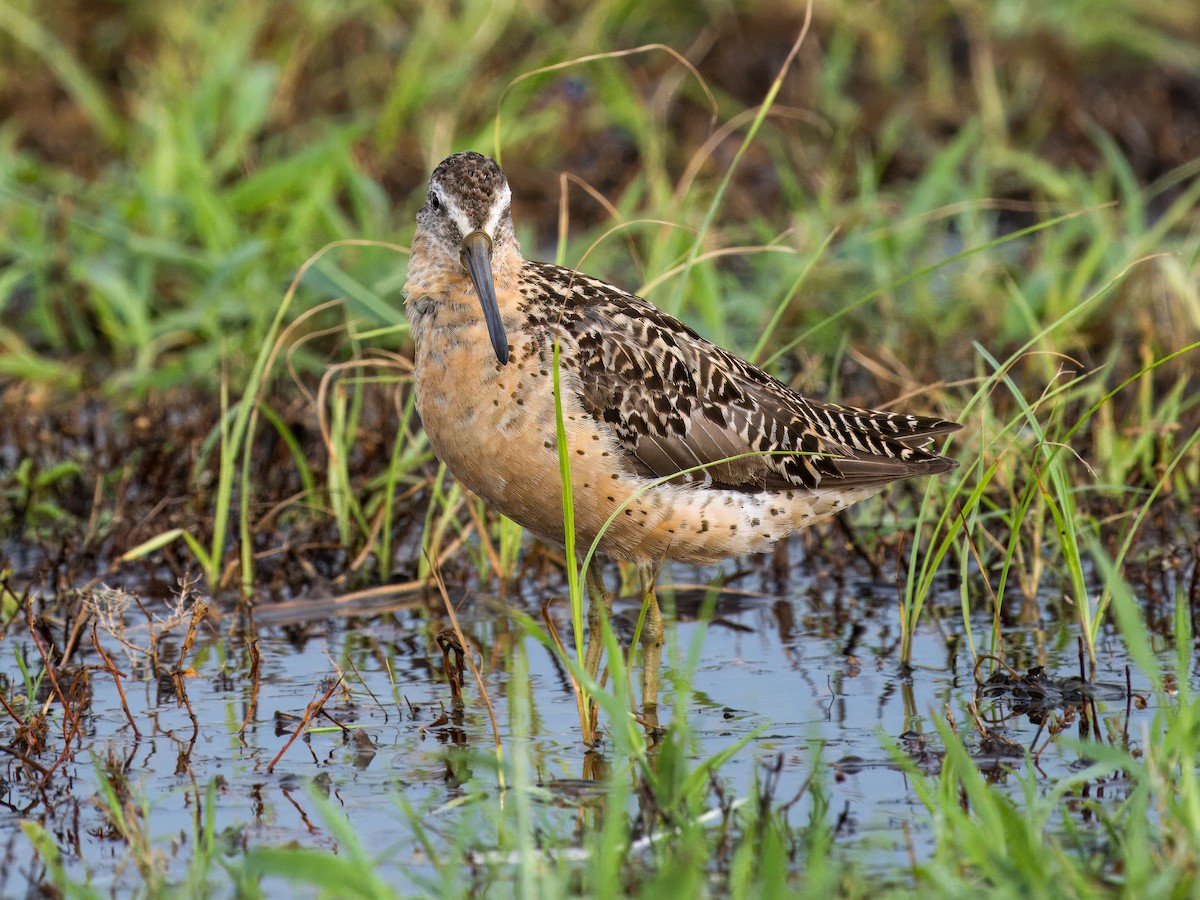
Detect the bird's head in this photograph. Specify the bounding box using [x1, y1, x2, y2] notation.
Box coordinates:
[416, 151, 516, 365]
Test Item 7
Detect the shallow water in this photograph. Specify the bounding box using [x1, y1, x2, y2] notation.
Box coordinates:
[0, 553, 1166, 895]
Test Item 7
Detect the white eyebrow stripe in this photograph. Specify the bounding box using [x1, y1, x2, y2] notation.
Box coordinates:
[483, 183, 511, 236]
[432, 183, 474, 238]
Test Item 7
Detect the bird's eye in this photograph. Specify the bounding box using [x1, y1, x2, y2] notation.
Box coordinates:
[429, 193, 441, 211]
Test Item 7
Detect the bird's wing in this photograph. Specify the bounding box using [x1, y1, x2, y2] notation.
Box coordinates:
[530, 264, 959, 493]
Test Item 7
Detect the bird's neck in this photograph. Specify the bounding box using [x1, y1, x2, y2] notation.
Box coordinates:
[403, 234, 526, 308]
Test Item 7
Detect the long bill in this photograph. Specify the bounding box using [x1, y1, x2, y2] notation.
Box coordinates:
[460, 230, 510, 366]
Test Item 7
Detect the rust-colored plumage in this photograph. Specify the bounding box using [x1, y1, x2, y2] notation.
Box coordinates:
[404, 151, 960, 567]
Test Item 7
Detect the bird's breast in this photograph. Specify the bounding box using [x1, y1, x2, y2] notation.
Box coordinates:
[409, 302, 566, 518]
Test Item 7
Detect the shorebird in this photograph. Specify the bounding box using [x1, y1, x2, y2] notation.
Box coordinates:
[404, 151, 959, 715]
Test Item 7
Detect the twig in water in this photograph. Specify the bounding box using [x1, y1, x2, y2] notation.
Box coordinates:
[267, 675, 344, 773]
[91, 623, 140, 738]
[238, 637, 261, 746]
[425, 551, 501, 753]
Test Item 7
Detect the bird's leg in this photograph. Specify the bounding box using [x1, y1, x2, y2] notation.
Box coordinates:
[583, 564, 612, 685]
[638, 563, 664, 720]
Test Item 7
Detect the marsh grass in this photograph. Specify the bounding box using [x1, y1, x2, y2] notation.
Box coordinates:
[3, 0, 1200, 896]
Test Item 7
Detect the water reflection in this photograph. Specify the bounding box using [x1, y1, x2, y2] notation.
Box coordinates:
[0, 557, 1164, 893]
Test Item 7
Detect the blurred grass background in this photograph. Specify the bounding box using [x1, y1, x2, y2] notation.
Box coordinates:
[2, 0, 1196, 388]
